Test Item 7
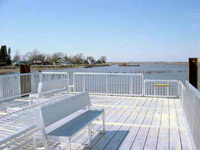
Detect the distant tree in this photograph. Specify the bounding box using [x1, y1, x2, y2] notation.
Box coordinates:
[44, 54, 52, 63]
[99, 56, 107, 63]
[67, 55, 76, 64]
[0, 45, 7, 65]
[7, 47, 12, 65]
[13, 50, 21, 61]
[87, 56, 95, 64]
[50, 52, 63, 63]
[22, 53, 29, 61]
[26, 49, 45, 64]
[96, 59, 101, 64]
[63, 54, 68, 61]
[73, 53, 85, 64]
[0, 45, 11, 66]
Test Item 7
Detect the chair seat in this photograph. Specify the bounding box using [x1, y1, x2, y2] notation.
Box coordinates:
[47, 110, 104, 138]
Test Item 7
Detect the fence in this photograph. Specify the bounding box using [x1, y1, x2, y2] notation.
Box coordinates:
[1, 72, 183, 101]
[31, 73, 40, 93]
[41, 72, 69, 82]
[144, 79, 179, 97]
[0, 73, 40, 101]
[178, 81, 184, 102]
[73, 72, 144, 96]
[180, 81, 200, 150]
[0, 72, 69, 102]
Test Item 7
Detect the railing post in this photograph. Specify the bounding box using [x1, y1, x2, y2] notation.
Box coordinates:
[31, 73, 34, 93]
[130, 75, 133, 96]
[143, 79, 145, 97]
[167, 87, 169, 97]
[67, 74, 70, 94]
[84, 74, 86, 92]
[181, 83, 184, 105]
[18, 74, 21, 97]
[72, 73, 75, 93]
[106, 74, 108, 96]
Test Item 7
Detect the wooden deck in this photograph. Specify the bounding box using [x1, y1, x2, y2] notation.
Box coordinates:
[70, 96, 193, 150]
[1, 95, 194, 150]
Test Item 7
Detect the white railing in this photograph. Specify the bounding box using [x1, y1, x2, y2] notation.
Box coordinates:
[144, 79, 179, 97]
[0, 71, 184, 101]
[41, 72, 69, 82]
[181, 81, 200, 150]
[178, 81, 184, 103]
[0, 74, 20, 101]
[41, 72, 70, 92]
[0, 73, 40, 101]
[0, 72, 70, 102]
[73, 72, 144, 96]
[31, 72, 40, 93]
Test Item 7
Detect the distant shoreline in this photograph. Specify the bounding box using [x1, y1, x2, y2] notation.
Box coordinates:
[0, 62, 196, 75]
[110, 62, 188, 65]
[0, 64, 110, 74]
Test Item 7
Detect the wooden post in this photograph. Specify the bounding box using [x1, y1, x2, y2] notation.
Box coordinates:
[20, 65, 31, 95]
[188, 58, 199, 89]
[20, 64, 30, 73]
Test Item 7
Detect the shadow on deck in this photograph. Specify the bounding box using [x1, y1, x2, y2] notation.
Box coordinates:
[0, 95, 194, 150]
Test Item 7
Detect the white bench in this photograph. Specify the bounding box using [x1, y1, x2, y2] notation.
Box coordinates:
[34, 92, 105, 150]
[29, 79, 69, 105]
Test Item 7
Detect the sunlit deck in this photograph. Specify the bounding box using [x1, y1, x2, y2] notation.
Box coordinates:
[0, 72, 199, 150]
[0, 95, 194, 150]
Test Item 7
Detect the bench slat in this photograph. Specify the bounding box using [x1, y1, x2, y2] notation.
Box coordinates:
[47, 110, 103, 137]
[36, 92, 90, 127]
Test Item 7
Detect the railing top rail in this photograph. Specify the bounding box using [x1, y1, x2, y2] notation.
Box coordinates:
[144, 79, 179, 82]
[73, 72, 144, 76]
[185, 81, 200, 98]
[0, 72, 38, 77]
[41, 72, 69, 75]
[0, 125, 36, 146]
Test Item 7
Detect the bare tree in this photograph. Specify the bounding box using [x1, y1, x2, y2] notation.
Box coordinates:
[67, 55, 75, 64]
[87, 56, 95, 64]
[50, 52, 63, 63]
[99, 56, 107, 63]
[13, 50, 21, 61]
[26, 49, 45, 64]
[63, 54, 68, 61]
[73, 53, 85, 64]
[44, 54, 51, 62]
[12, 49, 107, 65]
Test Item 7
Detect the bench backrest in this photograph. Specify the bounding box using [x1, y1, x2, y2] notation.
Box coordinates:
[34, 92, 90, 129]
[37, 79, 68, 97]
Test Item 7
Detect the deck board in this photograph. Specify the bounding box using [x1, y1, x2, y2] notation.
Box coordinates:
[0, 95, 194, 150]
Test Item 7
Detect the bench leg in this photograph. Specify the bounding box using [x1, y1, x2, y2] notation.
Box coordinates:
[29, 98, 33, 106]
[88, 124, 92, 148]
[33, 135, 37, 150]
[41, 130, 48, 150]
[68, 138, 71, 150]
[102, 112, 105, 134]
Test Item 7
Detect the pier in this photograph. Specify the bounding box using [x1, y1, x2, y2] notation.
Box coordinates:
[0, 72, 199, 149]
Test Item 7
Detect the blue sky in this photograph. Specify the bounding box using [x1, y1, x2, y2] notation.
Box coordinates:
[0, 0, 200, 62]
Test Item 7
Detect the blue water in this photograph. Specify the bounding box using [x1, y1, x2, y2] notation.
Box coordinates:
[44, 64, 200, 89]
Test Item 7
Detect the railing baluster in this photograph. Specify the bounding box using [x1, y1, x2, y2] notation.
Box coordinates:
[73, 72, 143, 96]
